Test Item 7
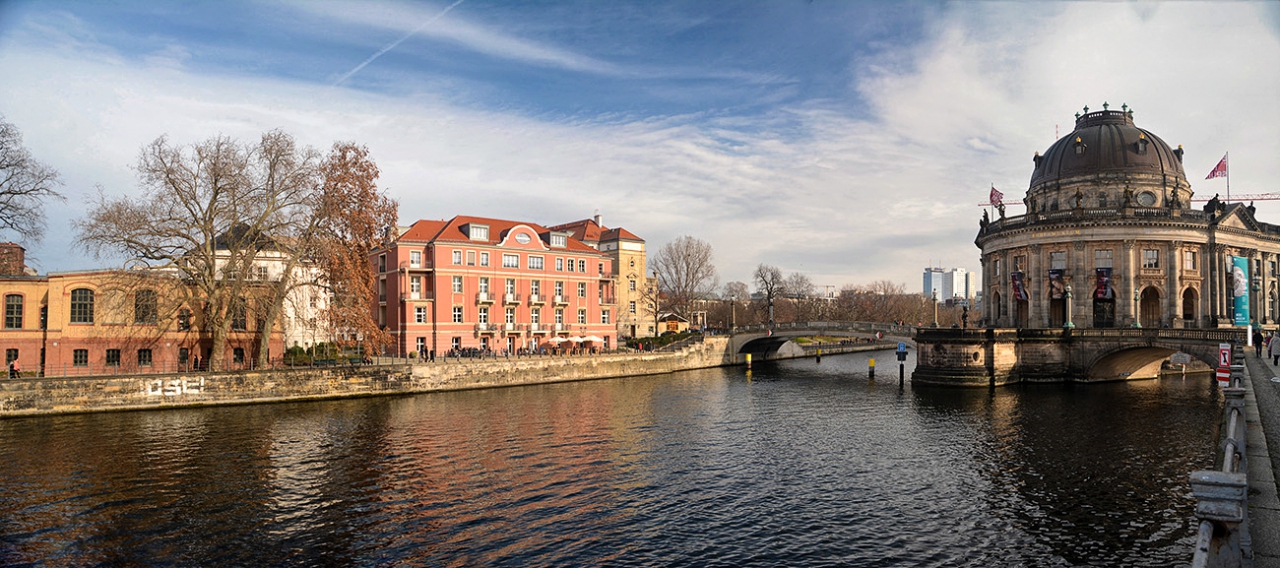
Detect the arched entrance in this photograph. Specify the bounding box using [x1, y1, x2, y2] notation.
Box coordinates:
[1048, 292, 1065, 327]
[1093, 287, 1116, 328]
[1182, 287, 1199, 328]
[1015, 299, 1029, 328]
[1140, 286, 1162, 328]
[990, 290, 1002, 326]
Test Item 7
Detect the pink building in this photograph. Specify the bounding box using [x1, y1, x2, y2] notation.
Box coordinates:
[372, 215, 618, 357]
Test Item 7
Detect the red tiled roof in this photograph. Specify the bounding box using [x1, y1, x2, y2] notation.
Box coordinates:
[548, 219, 602, 244]
[602, 227, 643, 242]
[398, 215, 599, 253]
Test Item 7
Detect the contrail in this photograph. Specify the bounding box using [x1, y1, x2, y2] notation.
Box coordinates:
[333, 0, 469, 86]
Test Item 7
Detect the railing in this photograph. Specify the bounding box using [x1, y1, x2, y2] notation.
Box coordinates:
[528, 294, 546, 304]
[476, 292, 494, 303]
[503, 293, 522, 304]
[914, 327, 1246, 343]
[1189, 349, 1250, 567]
[735, 321, 915, 337]
[600, 295, 616, 305]
[553, 295, 568, 305]
[402, 291, 435, 301]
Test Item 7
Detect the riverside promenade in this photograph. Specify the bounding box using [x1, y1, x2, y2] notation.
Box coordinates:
[1242, 353, 1280, 567]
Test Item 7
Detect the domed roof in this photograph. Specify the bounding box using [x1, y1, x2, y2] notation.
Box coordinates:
[1029, 108, 1186, 188]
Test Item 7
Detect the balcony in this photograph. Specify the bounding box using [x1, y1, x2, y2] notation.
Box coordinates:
[527, 323, 549, 334]
[528, 293, 546, 305]
[475, 322, 496, 333]
[476, 292, 495, 304]
[401, 291, 435, 302]
[503, 292, 522, 304]
[400, 260, 434, 271]
[502, 322, 517, 332]
[553, 294, 569, 305]
[600, 295, 616, 305]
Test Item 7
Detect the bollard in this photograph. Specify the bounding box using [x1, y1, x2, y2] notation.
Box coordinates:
[899, 362, 904, 388]
[816, 348, 821, 364]
[869, 358, 875, 381]
[746, 353, 752, 370]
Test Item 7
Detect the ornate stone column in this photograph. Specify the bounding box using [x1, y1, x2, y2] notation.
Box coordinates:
[1029, 244, 1043, 327]
[1123, 240, 1137, 325]
[1074, 241, 1087, 328]
[1168, 241, 1182, 327]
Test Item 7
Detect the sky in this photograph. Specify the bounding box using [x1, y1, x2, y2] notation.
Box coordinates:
[1, 1, 1278, 295]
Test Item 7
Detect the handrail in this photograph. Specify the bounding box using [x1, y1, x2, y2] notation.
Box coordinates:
[1189, 347, 1249, 567]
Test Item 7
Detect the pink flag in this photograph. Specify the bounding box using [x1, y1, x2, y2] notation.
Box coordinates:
[989, 186, 1003, 206]
[1206, 154, 1228, 180]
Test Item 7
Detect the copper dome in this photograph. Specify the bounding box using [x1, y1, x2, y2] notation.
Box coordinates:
[1029, 109, 1186, 189]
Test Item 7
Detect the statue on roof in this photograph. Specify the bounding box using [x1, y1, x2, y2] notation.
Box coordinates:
[980, 209, 990, 230]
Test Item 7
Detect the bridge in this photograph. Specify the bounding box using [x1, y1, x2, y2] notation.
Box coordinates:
[726, 321, 913, 362]
[912, 327, 1246, 387]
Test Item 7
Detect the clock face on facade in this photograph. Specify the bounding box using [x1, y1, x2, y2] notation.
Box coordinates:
[1137, 192, 1157, 207]
[515, 233, 531, 244]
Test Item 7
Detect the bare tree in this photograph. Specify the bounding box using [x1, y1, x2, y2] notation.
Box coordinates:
[76, 131, 321, 371]
[650, 235, 718, 318]
[753, 264, 783, 326]
[0, 115, 65, 244]
[783, 272, 814, 299]
[723, 281, 749, 301]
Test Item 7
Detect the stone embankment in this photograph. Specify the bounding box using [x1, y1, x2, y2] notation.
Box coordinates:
[0, 337, 895, 418]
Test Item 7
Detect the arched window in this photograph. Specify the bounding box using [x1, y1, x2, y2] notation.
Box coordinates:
[4, 294, 22, 329]
[134, 289, 157, 325]
[70, 289, 94, 324]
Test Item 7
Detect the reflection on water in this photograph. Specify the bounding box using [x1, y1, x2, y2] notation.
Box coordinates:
[0, 352, 1220, 567]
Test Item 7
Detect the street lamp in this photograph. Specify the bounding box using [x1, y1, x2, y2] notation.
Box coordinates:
[1133, 287, 1142, 328]
[730, 293, 736, 334]
[931, 290, 939, 328]
[652, 269, 660, 338]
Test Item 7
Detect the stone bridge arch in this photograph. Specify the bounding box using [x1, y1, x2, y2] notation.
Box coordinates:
[1082, 341, 1223, 381]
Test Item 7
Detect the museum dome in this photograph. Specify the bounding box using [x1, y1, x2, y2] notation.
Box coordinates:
[1029, 107, 1186, 190]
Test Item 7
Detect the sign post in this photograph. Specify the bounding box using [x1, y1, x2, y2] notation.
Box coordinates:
[896, 342, 908, 387]
[1217, 343, 1232, 388]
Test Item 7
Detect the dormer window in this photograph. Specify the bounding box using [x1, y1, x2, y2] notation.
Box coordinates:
[1098, 192, 1108, 208]
[467, 224, 490, 241]
[551, 234, 567, 248]
[1135, 133, 1148, 155]
[1073, 136, 1087, 155]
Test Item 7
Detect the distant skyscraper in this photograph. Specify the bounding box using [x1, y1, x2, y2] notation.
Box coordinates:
[923, 267, 946, 297]
[923, 266, 978, 300]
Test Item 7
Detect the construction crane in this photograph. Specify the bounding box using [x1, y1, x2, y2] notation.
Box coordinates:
[976, 193, 1280, 207]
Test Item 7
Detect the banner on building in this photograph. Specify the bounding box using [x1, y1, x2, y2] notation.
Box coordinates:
[1232, 255, 1250, 326]
[1094, 268, 1113, 299]
[1048, 269, 1065, 300]
[1011, 271, 1028, 301]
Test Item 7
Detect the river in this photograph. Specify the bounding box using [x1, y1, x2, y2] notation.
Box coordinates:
[0, 350, 1222, 567]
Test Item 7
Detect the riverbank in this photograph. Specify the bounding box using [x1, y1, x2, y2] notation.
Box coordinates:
[0, 337, 895, 418]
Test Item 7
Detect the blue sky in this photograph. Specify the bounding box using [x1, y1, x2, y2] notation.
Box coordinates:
[1, 1, 1279, 293]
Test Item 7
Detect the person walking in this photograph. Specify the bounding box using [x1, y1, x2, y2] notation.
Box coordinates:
[1268, 332, 1280, 366]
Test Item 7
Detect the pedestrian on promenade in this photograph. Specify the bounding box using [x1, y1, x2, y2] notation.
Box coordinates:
[1269, 332, 1280, 366]
[8, 359, 18, 379]
[1255, 329, 1265, 357]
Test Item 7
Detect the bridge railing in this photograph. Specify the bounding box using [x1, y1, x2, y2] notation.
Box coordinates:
[735, 321, 914, 337]
[1190, 351, 1250, 567]
[914, 327, 1246, 342]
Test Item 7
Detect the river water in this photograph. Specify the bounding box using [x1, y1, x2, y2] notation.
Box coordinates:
[0, 351, 1222, 567]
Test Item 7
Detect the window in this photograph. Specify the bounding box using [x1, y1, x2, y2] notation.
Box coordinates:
[555, 281, 564, 297]
[1095, 250, 1113, 269]
[578, 282, 587, 298]
[529, 256, 544, 270]
[106, 349, 121, 367]
[452, 276, 463, 293]
[503, 254, 519, 268]
[1014, 255, 1026, 272]
[578, 308, 587, 324]
[993, 258, 1001, 277]
[602, 309, 611, 325]
[378, 254, 387, 272]
[551, 234, 566, 248]
[179, 348, 189, 366]
[453, 250, 462, 265]
[453, 306, 463, 323]
[469, 224, 489, 241]
[567, 258, 575, 273]
[1098, 193, 1108, 208]
[506, 278, 516, 295]
[411, 250, 422, 267]
[1185, 250, 1199, 271]
[479, 277, 489, 294]
[467, 251, 476, 266]
[178, 309, 191, 331]
[531, 280, 541, 296]
[505, 307, 515, 324]
[1270, 259, 1276, 277]
[452, 337, 461, 351]
[478, 307, 489, 324]
[629, 301, 636, 314]
[134, 289, 157, 324]
[255, 266, 268, 281]
[309, 294, 318, 308]
[411, 276, 422, 295]
[579, 260, 586, 272]
[555, 308, 564, 324]
[629, 280, 636, 291]
[531, 308, 541, 324]
[415, 307, 427, 323]
[234, 348, 245, 364]
[40, 306, 45, 330]
[480, 252, 490, 267]
[4, 295, 22, 329]
[138, 349, 152, 367]
[70, 288, 94, 324]
[5, 349, 16, 363]
[1142, 249, 1159, 269]
[73, 349, 88, 367]
[231, 300, 247, 331]
[556, 258, 564, 271]
[598, 262, 605, 276]
[1049, 252, 1066, 270]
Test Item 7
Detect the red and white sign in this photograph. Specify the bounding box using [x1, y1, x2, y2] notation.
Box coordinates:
[1217, 343, 1232, 388]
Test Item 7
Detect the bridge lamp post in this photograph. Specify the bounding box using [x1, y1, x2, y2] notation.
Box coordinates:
[1133, 288, 1142, 328]
[931, 290, 939, 328]
[730, 294, 736, 335]
[1063, 285, 1074, 329]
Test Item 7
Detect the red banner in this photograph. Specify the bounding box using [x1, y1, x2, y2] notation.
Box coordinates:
[989, 186, 1003, 206]
[1205, 154, 1228, 180]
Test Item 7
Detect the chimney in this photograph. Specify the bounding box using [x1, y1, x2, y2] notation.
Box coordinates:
[593, 214, 602, 227]
[0, 243, 26, 276]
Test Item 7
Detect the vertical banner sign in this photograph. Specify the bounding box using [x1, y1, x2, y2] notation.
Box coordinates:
[1094, 268, 1113, 299]
[1048, 269, 1065, 300]
[1011, 271, 1028, 301]
[1231, 256, 1250, 326]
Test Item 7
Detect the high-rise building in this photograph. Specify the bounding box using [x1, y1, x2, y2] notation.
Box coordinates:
[924, 266, 978, 301]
